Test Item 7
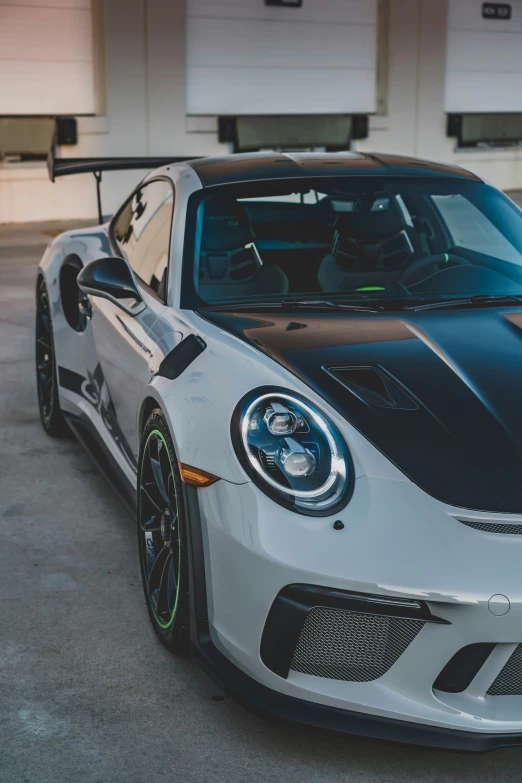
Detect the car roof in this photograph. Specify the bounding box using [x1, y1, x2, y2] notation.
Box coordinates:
[186, 151, 482, 188]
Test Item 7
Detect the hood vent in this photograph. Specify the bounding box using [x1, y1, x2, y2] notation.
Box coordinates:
[324, 365, 419, 411]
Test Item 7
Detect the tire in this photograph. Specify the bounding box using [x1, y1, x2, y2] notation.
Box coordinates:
[35, 279, 68, 437]
[137, 409, 190, 654]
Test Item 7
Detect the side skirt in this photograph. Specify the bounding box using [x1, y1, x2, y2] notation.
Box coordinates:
[64, 412, 137, 517]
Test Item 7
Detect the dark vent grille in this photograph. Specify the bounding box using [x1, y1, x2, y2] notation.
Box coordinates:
[290, 607, 424, 682]
[488, 645, 522, 695]
[325, 365, 418, 411]
[433, 643, 495, 693]
[459, 519, 522, 535]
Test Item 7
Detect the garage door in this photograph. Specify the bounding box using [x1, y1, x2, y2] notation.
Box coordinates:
[0, 0, 96, 115]
[186, 0, 377, 115]
[445, 0, 522, 112]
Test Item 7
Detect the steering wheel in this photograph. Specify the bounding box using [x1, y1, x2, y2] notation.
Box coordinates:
[401, 253, 470, 287]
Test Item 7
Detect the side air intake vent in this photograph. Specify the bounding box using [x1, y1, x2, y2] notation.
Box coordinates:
[324, 365, 418, 411]
[488, 645, 522, 695]
[290, 607, 424, 682]
[459, 519, 522, 535]
[433, 643, 496, 693]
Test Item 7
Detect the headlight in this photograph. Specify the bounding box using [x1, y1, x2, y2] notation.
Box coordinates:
[232, 389, 353, 515]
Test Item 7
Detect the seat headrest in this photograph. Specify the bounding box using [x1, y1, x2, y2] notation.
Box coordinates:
[199, 197, 261, 284]
[201, 196, 255, 252]
[335, 206, 403, 238]
[332, 198, 413, 272]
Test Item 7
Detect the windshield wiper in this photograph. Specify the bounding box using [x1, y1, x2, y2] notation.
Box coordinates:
[403, 295, 522, 312]
[279, 299, 382, 313]
[202, 299, 382, 313]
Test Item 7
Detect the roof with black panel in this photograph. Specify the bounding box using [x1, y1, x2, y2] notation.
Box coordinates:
[187, 151, 481, 187]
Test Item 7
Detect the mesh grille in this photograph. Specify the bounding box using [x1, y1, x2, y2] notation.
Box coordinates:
[290, 607, 424, 682]
[459, 519, 522, 535]
[488, 645, 522, 695]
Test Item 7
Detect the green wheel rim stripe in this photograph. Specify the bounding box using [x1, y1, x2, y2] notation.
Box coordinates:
[139, 429, 181, 629]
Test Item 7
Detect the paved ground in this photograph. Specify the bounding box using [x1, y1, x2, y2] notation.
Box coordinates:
[2, 220, 522, 783]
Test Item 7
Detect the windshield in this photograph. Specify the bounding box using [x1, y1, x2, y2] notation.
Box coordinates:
[181, 176, 522, 309]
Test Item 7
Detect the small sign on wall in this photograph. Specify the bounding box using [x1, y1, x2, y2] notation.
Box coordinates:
[265, 0, 303, 6]
[482, 3, 512, 19]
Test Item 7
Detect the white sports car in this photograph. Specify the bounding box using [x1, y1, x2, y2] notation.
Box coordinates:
[37, 151, 522, 750]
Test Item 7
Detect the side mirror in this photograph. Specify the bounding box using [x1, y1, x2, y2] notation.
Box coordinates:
[77, 256, 146, 316]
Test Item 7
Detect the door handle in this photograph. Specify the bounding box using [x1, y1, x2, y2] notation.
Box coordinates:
[115, 314, 152, 354]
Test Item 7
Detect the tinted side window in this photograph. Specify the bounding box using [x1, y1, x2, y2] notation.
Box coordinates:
[112, 179, 174, 300]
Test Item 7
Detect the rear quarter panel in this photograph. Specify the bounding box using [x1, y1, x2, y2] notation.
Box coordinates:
[37, 225, 112, 402]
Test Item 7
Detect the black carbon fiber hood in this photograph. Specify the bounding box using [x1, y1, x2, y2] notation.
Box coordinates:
[202, 306, 522, 512]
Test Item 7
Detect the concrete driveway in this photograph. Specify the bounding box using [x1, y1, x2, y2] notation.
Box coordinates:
[1, 221, 522, 783]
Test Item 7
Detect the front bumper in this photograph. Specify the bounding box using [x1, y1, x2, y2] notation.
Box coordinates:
[197, 474, 522, 750]
[192, 631, 522, 751]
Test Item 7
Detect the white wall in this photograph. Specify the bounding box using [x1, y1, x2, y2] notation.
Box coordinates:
[2, 0, 522, 224]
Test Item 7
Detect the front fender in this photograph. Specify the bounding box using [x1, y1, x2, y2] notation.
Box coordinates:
[136, 312, 407, 487]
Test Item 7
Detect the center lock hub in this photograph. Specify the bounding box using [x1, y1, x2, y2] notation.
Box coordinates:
[160, 507, 172, 543]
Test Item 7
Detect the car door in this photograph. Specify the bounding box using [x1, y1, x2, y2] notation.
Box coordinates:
[88, 178, 175, 469]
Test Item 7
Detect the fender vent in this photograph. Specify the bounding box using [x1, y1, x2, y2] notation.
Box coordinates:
[459, 519, 522, 535]
[290, 607, 423, 682]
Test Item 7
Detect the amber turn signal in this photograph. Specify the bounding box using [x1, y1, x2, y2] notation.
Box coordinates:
[178, 462, 220, 487]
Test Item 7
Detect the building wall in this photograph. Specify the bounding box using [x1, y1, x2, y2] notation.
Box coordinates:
[1, 0, 522, 224]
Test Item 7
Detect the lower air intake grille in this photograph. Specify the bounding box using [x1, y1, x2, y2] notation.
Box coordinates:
[290, 607, 424, 682]
[488, 645, 522, 695]
[459, 519, 522, 535]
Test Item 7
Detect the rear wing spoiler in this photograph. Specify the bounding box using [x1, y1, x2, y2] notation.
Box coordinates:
[47, 149, 200, 223]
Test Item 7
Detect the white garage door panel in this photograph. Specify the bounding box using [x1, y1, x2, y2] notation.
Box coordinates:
[187, 18, 375, 70]
[187, 0, 377, 116]
[0, 62, 95, 115]
[447, 31, 522, 72]
[446, 72, 522, 113]
[0, 0, 95, 115]
[447, 0, 522, 32]
[188, 67, 376, 116]
[2, 0, 89, 6]
[0, 7, 92, 62]
[445, 0, 522, 112]
[189, 0, 374, 25]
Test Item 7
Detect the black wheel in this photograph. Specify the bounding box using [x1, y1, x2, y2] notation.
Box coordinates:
[35, 279, 68, 437]
[138, 409, 190, 654]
